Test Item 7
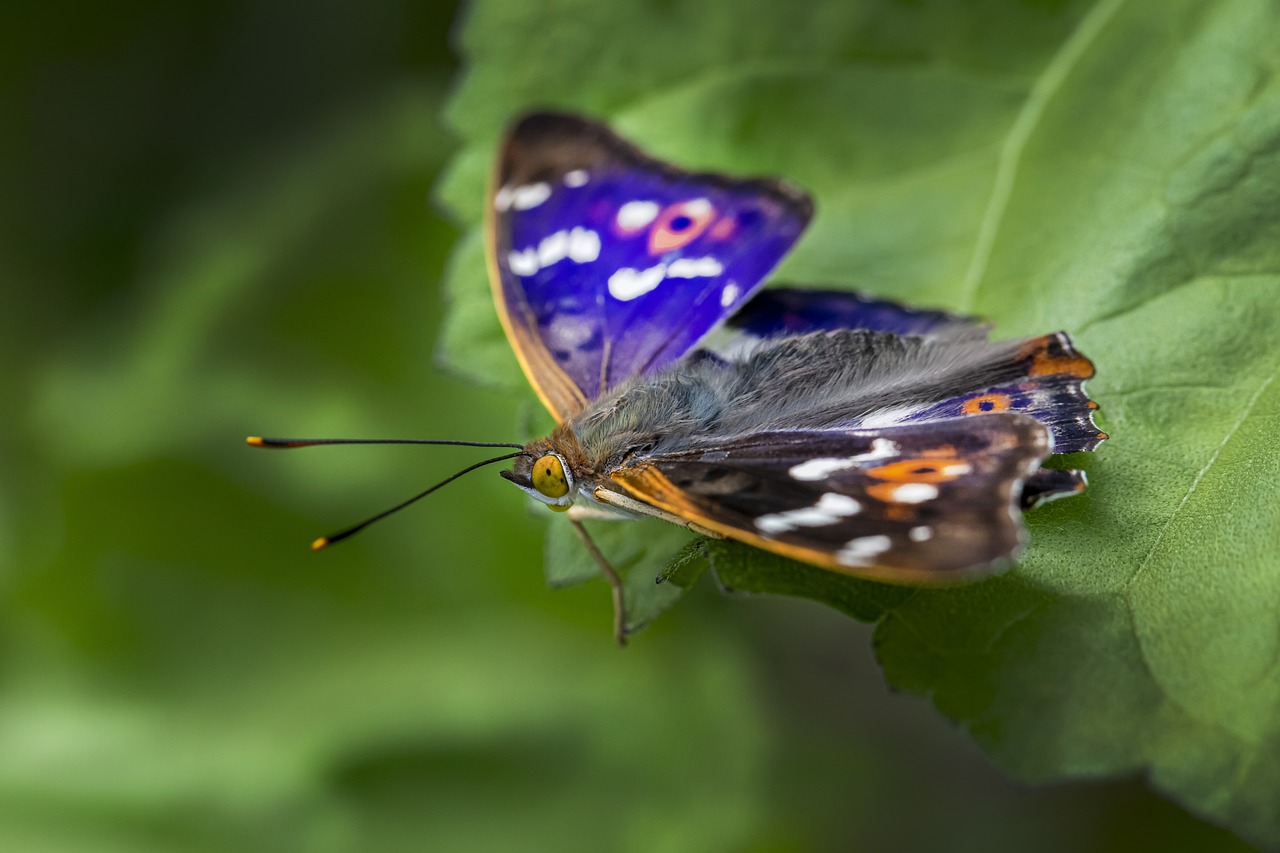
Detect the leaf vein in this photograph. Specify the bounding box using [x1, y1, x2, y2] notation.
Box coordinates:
[1124, 362, 1279, 591]
[957, 0, 1127, 310]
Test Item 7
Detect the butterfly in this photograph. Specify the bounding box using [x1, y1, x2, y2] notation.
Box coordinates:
[486, 113, 1104, 641]
[251, 112, 1105, 645]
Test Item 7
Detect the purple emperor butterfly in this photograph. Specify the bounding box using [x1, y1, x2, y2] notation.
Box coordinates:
[253, 113, 1105, 644]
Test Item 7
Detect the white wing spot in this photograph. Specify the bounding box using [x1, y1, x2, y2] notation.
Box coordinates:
[667, 257, 724, 278]
[568, 227, 600, 263]
[537, 230, 569, 268]
[889, 483, 939, 504]
[511, 182, 552, 210]
[564, 169, 589, 187]
[608, 264, 667, 301]
[494, 185, 514, 212]
[836, 535, 892, 567]
[755, 492, 861, 535]
[720, 282, 740, 307]
[511, 229, 601, 276]
[865, 438, 899, 458]
[683, 197, 713, 217]
[790, 457, 856, 481]
[617, 200, 660, 230]
[507, 248, 539, 276]
[548, 316, 596, 348]
[788, 440, 903, 482]
[815, 492, 861, 515]
[909, 526, 933, 542]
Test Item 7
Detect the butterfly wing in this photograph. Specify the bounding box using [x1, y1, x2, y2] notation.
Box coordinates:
[714, 289, 1102, 454]
[487, 112, 813, 419]
[692, 326, 1106, 457]
[607, 413, 1052, 582]
[581, 326, 1104, 537]
[896, 331, 1105, 455]
[725, 287, 987, 340]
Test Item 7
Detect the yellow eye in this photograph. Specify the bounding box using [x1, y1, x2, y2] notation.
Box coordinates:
[532, 454, 569, 498]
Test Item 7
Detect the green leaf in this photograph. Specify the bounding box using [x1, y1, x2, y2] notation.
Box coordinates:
[440, 0, 1280, 845]
[544, 516, 706, 634]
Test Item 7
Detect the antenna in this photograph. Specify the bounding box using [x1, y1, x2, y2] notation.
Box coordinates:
[246, 435, 527, 547]
[309, 451, 524, 549]
[247, 437, 524, 450]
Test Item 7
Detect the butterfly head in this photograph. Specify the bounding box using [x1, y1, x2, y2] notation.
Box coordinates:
[502, 449, 578, 512]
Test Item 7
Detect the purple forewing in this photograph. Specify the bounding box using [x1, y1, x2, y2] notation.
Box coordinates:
[493, 113, 812, 408]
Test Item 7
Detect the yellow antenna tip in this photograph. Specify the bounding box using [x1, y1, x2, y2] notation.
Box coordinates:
[246, 436, 265, 446]
[311, 537, 330, 551]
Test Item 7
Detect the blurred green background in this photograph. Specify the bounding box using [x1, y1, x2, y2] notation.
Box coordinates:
[0, 2, 1258, 850]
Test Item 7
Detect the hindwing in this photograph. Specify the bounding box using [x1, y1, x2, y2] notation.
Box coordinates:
[608, 413, 1052, 582]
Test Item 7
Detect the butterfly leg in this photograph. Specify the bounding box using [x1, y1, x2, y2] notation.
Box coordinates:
[567, 503, 633, 522]
[569, 518, 628, 647]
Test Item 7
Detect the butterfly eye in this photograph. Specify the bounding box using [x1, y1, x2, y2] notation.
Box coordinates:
[532, 454, 570, 499]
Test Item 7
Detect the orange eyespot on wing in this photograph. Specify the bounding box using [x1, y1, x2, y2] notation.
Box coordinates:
[866, 458, 972, 483]
[963, 393, 1012, 414]
[648, 199, 716, 254]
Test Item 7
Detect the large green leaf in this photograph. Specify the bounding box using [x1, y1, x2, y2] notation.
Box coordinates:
[439, 0, 1280, 845]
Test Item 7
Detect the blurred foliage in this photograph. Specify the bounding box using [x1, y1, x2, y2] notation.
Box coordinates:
[0, 1, 1267, 851]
